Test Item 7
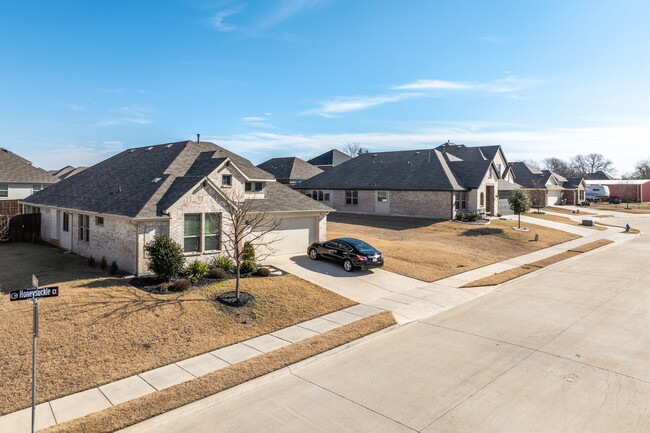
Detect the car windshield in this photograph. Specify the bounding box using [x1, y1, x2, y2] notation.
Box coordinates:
[346, 239, 376, 254]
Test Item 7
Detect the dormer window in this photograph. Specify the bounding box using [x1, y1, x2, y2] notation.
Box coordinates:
[245, 182, 264, 192]
[222, 175, 232, 187]
[255, 182, 263, 192]
[245, 182, 252, 192]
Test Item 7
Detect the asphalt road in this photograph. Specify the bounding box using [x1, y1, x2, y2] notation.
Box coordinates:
[124, 213, 650, 433]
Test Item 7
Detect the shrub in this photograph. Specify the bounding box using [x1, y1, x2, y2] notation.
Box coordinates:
[243, 241, 255, 261]
[144, 235, 185, 281]
[207, 267, 227, 279]
[88, 255, 96, 266]
[189, 276, 198, 284]
[256, 267, 271, 277]
[187, 260, 208, 276]
[210, 255, 235, 274]
[110, 261, 118, 275]
[496, 213, 502, 218]
[240, 259, 256, 274]
[169, 278, 191, 292]
[457, 212, 480, 222]
[98, 256, 107, 270]
[580, 201, 591, 207]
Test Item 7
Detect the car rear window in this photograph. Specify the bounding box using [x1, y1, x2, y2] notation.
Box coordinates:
[347, 239, 376, 254]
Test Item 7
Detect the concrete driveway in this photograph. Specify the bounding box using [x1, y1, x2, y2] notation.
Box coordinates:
[126, 213, 650, 432]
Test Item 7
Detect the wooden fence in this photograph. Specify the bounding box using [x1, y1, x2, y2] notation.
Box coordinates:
[0, 200, 21, 218]
[7, 213, 41, 242]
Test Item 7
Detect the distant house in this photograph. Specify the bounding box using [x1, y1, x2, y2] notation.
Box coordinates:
[23, 141, 331, 274]
[585, 170, 614, 180]
[257, 157, 323, 186]
[0, 148, 58, 200]
[307, 149, 352, 171]
[297, 142, 513, 219]
[585, 179, 650, 202]
[50, 166, 87, 180]
[508, 162, 585, 206]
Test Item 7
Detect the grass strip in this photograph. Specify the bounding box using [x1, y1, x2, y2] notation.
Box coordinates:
[546, 206, 594, 215]
[461, 265, 540, 288]
[594, 222, 641, 234]
[568, 239, 614, 253]
[461, 239, 615, 288]
[41, 311, 397, 433]
[525, 212, 607, 230]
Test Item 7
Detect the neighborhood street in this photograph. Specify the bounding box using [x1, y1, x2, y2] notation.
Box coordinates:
[123, 212, 650, 433]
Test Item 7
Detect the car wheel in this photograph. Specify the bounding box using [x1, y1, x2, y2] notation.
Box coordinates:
[309, 248, 319, 260]
[343, 259, 354, 272]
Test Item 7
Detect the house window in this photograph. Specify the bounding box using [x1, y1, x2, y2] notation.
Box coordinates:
[33, 185, 42, 193]
[495, 164, 502, 175]
[324, 193, 330, 201]
[455, 192, 467, 210]
[345, 190, 358, 205]
[222, 175, 232, 186]
[245, 182, 252, 192]
[377, 191, 388, 202]
[488, 167, 493, 178]
[78, 214, 89, 242]
[580, 190, 585, 200]
[318, 191, 324, 201]
[254, 182, 263, 192]
[480, 192, 485, 206]
[204, 213, 221, 251]
[0, 184, 7, 198]
[95, 216, 104, 226]
[63, 212, 70, 232]
[184, 214, 201, 253]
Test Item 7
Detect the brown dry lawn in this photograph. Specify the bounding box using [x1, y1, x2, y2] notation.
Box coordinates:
[0, 243, 355, 416]
[546, 206, 594, 215]
[327, 214, 579, 283]
[589, 202, 650, 214]
[43, 311, 397, 433]
[525, 212, 607, 230]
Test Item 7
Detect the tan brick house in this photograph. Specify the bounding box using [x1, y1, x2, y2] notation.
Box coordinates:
[508, 162, 586, 207]
[296, 142, 514, 219]
[23, 140, 331, 274]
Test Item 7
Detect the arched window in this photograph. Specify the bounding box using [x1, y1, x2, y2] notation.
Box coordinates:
[480, 192, 485, 206]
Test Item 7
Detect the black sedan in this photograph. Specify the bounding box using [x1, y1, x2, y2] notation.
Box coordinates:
[308, 238, 384, 272]
[607, 197, 622, 204]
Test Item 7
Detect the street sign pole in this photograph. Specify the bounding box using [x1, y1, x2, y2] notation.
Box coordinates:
[8, 274, 58, 433]
[31, 297, 38, 433]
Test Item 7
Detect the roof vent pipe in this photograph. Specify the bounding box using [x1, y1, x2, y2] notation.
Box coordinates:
[197, 133, 200, 144]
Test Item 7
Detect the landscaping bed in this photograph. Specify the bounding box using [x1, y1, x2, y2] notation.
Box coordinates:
[0, 243, 356, 416]
[328, 213, 580, 282]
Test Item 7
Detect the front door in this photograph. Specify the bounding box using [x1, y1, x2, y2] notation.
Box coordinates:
[375, 191, 389, 214]
[486, 185, 495, 215]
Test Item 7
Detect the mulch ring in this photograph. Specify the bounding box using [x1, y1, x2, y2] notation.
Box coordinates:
[128, 264, 286, 294]
[213, 291, 256, 323]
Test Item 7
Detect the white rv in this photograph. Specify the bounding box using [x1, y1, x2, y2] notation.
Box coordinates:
[586, 184, 610, 200]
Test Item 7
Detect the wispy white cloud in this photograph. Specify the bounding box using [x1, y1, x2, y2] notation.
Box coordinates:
[211, 0, 323, 35]
[25, 141, 127, 170]
[242, 116, 266, 122]
[212, 6, 244, 32]
[395, 75, 536, 93]
[304, 93, 421, 117]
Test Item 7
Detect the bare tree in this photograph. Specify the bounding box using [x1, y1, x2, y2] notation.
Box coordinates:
[617, 180, 637, 209]
[541, 157, 574, 178]
[520, 159, 541, 169]
[0, 216, 9, 243]
[630, 157, 650, 179]
[342, 142, 367, 157]
[220, 188, 282, 301]
[570, 153, 615, 177]
[528, 175, 547, 212]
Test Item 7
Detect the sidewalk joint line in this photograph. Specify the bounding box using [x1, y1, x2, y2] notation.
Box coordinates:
[48, 401, 58, 425]
[175, 363, 197, 378]
[96, 386, 115, 407]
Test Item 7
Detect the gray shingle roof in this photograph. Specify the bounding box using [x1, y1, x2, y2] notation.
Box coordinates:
[25, 141, 324, 218]
[307, 149, 352, 167]
[585, 170, 614, 180]
[257, 157, 323, 180]
[563, 177, 584, 189]
[298, 148, 468, 191]
[0, 148, 59, 184]
[508, 162, 550, 189]
[249, 182, 332, 212]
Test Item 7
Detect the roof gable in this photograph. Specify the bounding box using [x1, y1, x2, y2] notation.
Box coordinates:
[257, 157, 323, 180]
[307, 149, 352, 167]
[0, 148, 59, 184]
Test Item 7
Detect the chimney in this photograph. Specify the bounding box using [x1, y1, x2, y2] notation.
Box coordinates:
[197, 133, 200, 144]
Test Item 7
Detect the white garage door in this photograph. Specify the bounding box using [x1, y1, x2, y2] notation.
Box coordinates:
[547, 190, 562, 206]
[253, 217, 316, 256]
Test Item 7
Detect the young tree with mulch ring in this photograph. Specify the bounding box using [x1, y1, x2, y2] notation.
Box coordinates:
[509, 189, 532, 229]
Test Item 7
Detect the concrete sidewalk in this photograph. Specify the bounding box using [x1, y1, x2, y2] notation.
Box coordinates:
[0, 304, 384, 433]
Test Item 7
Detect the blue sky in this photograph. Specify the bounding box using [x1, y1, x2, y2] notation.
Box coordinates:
[1, 0, 649, 174]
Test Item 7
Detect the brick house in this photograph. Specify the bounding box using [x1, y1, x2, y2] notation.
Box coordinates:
[0, 148, 58, 201]
[508, 162, 585, 207]
[23, 140, 331, 274]
[256, 157, 323, 186]
[296, 142, 514, 219]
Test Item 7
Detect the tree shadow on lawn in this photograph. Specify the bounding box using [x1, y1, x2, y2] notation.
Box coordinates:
[459, 227, 505, 237]
[328, 212, 446, 231]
